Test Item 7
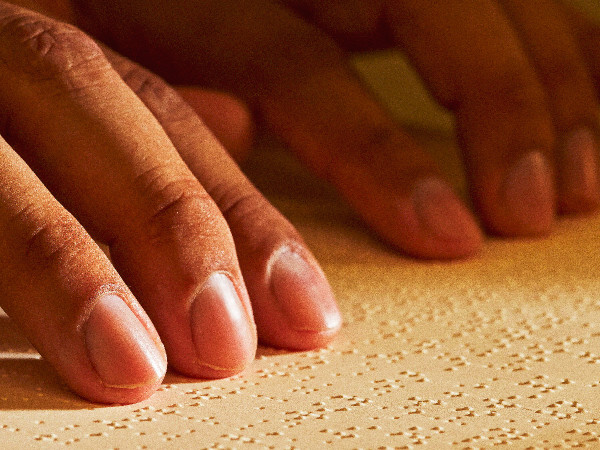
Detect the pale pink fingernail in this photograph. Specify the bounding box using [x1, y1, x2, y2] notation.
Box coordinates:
[85, 294, 167, 389]
[501, 151, 554, 233]
[561, 128, 600, 206]
[191, 273, 255, 372]
[412, 177, 481, 243]
[270, 248, 342, 333]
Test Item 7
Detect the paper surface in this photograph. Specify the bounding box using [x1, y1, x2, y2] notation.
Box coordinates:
[0, 133, 599, 448]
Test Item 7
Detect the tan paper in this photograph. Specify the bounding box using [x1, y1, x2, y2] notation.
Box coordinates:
[0, 133, 599, 448]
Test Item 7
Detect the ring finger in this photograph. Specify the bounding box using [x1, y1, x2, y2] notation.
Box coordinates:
[387, 0, 557, 236]
[499, 0, 600, 213]
[0, 3, 255, 386]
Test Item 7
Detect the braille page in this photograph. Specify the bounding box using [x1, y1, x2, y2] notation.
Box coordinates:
[0, 133, 599, 449]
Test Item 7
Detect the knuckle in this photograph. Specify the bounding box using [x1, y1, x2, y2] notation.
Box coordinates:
[212, 181, 298, 240]
[119, 64, 196, 124]
[214, 184, 266, 223]
[135, 166, 226, 242]
[466, 65, 546, 114]
[323, 124, 396, 179]
[119, 65, 171, 103]
[14, 206, 90, 271]
[536, 54, 598, 127]
[0, 13, 111, 88]
[354, 126, 396, 161]
[538, 54, 588, 93]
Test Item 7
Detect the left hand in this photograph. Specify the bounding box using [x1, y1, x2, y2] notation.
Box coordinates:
[70, 0, 600, 259]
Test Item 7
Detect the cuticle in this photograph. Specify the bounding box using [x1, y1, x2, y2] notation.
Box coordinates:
[189, 270, 255, 333]
[265, 241, 317, 284]
[76, 284, 131, 334]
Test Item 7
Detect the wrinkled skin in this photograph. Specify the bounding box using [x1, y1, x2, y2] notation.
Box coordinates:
[0, 0, 599, 403]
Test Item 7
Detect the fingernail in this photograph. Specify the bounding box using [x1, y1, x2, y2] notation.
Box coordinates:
[191, 273, 255, 372]
[501, 151, 554, 232]
[85, 294, 166, 389]
[270, 248, 342, 333]
[562, 128, 600, 203]
[412, 177, 481, 242]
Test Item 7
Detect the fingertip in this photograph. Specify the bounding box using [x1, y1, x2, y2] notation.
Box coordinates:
[269, 248, 342, 332]
[257, 246, 342, 351]
[73, 294, 167, 405]
[77, 379, 164, 406]
[364, 178, 482, 260]
[559, 192, 600, 216]
[558, 128, 600, 215]
[85, 294, 167, 389]
[189, 273, 257, 378]
[409, 177, 484, 259]
[493, 151, 555, 237]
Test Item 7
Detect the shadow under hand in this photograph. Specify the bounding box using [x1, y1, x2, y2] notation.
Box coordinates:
[0, 315, 91, 410]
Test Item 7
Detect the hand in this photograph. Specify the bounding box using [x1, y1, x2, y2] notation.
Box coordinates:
[70, 0, 600, 259]
[0, 1, 341, 404]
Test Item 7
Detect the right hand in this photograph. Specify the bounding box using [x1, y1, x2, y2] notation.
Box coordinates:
[0, 1, 341, 404]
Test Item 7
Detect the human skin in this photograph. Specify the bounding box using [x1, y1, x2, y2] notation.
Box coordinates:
[69, 0, 600, 257]
[0, 0, 341, 404]
[1, 0, 600, 404]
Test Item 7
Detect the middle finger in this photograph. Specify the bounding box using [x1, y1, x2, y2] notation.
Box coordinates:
[387, 0, 557, 236]
[499, 0, 600, 213]
[0, 4, 256, 378]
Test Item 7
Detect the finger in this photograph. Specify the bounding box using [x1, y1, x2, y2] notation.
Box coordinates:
[175, 87, 255, 163]
[0, 5, 255, 378]
[0, 135, 166, 404]
[387, 0, 557, 237]
[258, 64, 483, 259]
[560, 3, 600, 88]
[278, 0, 390, 50]
[75, 0, 483, 259]
[255, 0, 600, 215]
[499, 0, 600, 213]
[105, 49, 343, 350]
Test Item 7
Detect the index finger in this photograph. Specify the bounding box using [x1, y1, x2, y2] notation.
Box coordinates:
[0, 133, 166, 404]
[0, 4, 256, 378]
